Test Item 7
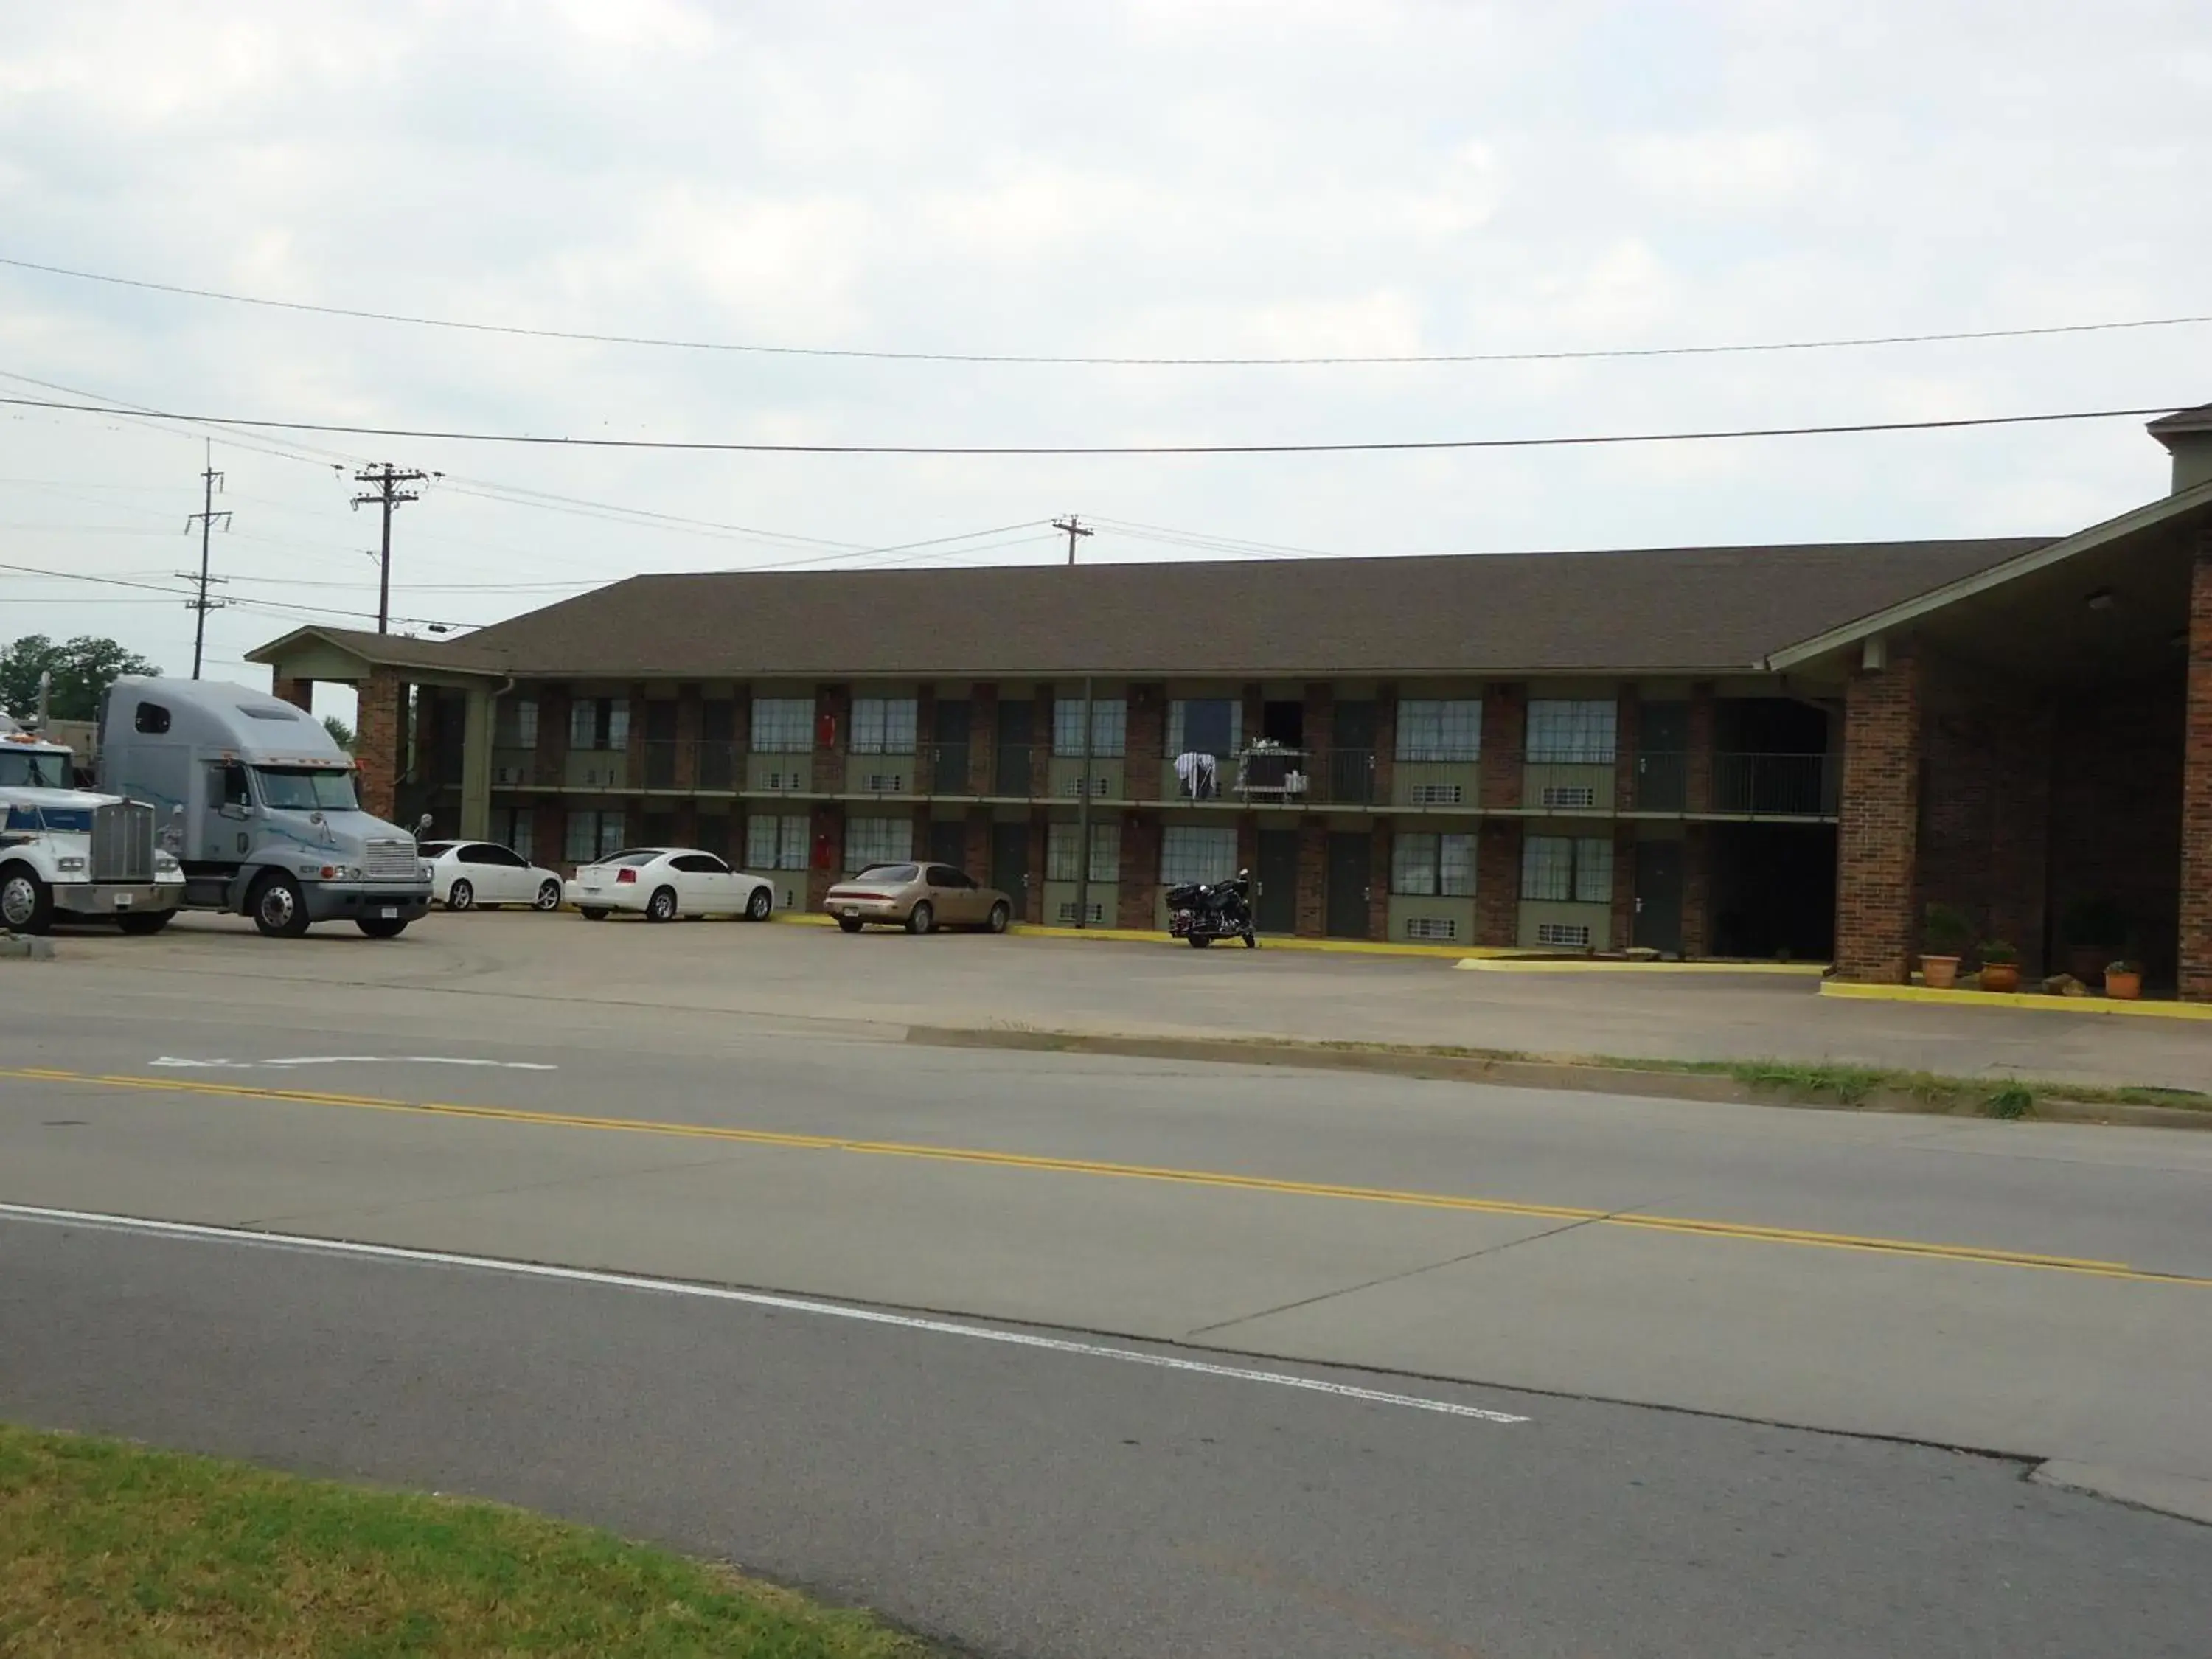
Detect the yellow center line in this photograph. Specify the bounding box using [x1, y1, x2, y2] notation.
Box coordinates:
[5, 1065, 2202, 1288]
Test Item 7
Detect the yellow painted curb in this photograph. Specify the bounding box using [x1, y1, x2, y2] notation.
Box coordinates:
[1819, 979, 2212, 1022]
[1456, 957, 1829, 976]
[768, 908, 1484, 959]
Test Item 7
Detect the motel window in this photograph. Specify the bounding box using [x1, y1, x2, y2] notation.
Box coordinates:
[1392, 832, 1475, 897]
[1166, 698, 1242, 759]
[1520, 835, 1613, 903]
[1054, 696, 1128, 758]
[745, 813, 810, 872]
[851, 696, 919, 755]
[565, 809, 626, 864]
[1526, 699, 1617, 765]
[1047, 820, 1121, 884]
[490, 807, 533, 863]
[751, 697, 815, 754]
[1159, 824, 1238, 887]
[495, 698, 538, 750]
[567, 697, 629, 752]
[1395, 700, 1482, 763]
[845, 815, 913, 870]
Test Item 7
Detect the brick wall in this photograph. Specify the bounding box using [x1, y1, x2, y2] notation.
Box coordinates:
[1915, 655, 2055, 975]
[813, 684, 849, 794]
[1834, 653, 1921, 981]
[673, 801, 698, 849]
[1126, 683, 1164, 802]
[969, 684, 997, 795]
[1367, 824, 1392, 939]
[1296, 822, 1326, 937]
[1682, 823, 1711, 959]
[1686, 682, 1716, 814]
[2046, 678, 2183, 981]
[2177, 549, 2212, 998]
[1481, 683, 1524, 809]
[355, 666, 405, 823]
[1025, 810, 1048, 922]
[673, 685, 700, 790]
[535, 685, 570, 789]
[1373, 684, 1397, 803]
[964, 810, 991, 887]
[623, 681, 649, 789]
[1029, 688, 1053, 799]
[271, 677, 313, 713]
[1476, 820, 1520, 946]
[1302, 683, 1333, 762]
[531, 801, 566, 874]
[1610, 824, 1635, 951]
[1118, 811, 1161, 928]
[1613, 684, 1639, 812]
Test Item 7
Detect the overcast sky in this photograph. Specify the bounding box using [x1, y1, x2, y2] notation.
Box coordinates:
[1, 0, 2207, 720]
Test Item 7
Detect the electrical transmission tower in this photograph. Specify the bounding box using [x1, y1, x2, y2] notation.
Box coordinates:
[351, 462, 431, 633]
[181, 442, 231, 678]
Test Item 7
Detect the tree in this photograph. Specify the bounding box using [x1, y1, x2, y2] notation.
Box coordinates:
[322, 715, 356, 752]
[0, 635, 163, 723]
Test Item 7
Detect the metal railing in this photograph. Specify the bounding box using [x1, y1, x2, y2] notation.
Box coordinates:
[1711, 751, 1839, 816]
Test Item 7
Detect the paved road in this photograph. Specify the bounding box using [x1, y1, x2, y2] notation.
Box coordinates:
[3, 933, 2209, 1653]
[6, 1214, 2208, 1659]
[44, 906, 2212, 1088]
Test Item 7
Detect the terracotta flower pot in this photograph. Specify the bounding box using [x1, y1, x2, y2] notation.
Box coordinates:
[1921, 954, 1961, 990]
[1980, 963, 2020, 993]
[2104, 970, 2142, 1001]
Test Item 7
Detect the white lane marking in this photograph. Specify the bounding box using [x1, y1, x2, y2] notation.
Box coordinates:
[149, 1056, 557, 1071]
[0, 1202, 1528, 1426]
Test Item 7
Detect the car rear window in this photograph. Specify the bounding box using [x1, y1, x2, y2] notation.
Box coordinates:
[601, 849, 664, 866]
[420, 842, 456, 858]
[855, 863, 917, 883]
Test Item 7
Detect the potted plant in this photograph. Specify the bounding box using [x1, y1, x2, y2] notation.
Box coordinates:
[1978, 939, 2020, 994]
[1920, 902, 1971, 989]
[2061, 896, 2126, 986]
[2104, 959, 2143, 1001]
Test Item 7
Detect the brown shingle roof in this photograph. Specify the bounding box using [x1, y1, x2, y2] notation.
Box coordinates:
[443, 538, 2052, 678]
[245, 624, 512, 674]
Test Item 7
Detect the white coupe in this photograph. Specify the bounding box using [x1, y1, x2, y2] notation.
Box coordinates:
[567, 847, 775, 923]
[422, 840, 565, 912]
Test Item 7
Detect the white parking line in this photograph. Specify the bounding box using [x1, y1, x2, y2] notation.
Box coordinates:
[0, 1201, 1529, 1426]
[149, 1056, 558, 1071]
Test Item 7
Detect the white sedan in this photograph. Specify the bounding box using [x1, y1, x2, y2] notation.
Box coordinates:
[422, 840, 565, 912]
[568, 846, 775, 923]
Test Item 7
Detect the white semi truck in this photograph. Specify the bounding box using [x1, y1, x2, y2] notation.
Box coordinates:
[0, 715, 184, 934]
[95, 677, 434, 939]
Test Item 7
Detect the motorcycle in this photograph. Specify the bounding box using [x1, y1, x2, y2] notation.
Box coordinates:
[1166, 870, 1257, 948]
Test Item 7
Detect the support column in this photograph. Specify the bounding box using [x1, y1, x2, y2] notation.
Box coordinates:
[354, 667, 405, 824]
[1835, 650, 1924, 983]
[1117, 811, 1161, 930]
[1681, 823, 1711, 959]
[813, 684, 850, 795]
[1366, 824, 1392, 940]
[459, 683, 493, 839]
[1475, 820, 1520, 947]
[1295, 821, 1326, 939]
[1480, 683, 1524, 809]
[1686, 681, 1716, 814]
[2181, 551, 2212, 999]
[271, 677, 313, 713]
[1610, 824, 1635, 952]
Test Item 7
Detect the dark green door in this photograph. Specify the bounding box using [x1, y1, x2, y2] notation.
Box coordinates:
[995, 702, 1033, 796]
[990, 821, 1029, 910]
[1256, 830, 1298, 933]
[1633, 839, 1683, 955]
[1636, 701, 1688, 812]
[1326, 832, 1371, 938]
[933, 700, 971, 795]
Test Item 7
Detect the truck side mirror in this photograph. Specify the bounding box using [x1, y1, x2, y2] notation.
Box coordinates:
[416, 813, 434, 837]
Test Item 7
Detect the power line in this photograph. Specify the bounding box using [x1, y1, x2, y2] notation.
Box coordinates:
[0, 392, 2183, 456]
[0, 559, 464, 631]
[350, 462, 431, 633]
[7, 251, 2208, 366]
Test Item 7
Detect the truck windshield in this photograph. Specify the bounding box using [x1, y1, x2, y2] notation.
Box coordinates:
[5, 804, 94, 832]
[255, 768, 361, 812]
[0, 751, 72, 789]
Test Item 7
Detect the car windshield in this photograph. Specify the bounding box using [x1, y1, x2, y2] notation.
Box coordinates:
[854, 864, 918, 883]
[0, 751, 72, 789]
[254, 768, 360, 812]
[5, 804, 93, 832]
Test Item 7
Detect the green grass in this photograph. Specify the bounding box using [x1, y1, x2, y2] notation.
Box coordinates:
[0, 1424, 933, 1659]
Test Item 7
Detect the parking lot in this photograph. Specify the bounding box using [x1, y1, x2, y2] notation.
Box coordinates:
[33, 905, 2212, 1091]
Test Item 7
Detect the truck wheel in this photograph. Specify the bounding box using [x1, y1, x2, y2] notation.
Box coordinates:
[0, 863, 53, 936]
[116, 911, 175, 936]
[250, 873, 311, 939]
[356, 917, 408, 939]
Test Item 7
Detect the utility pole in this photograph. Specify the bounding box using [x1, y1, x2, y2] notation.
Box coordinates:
[352, 462, 430, 633]
[1053, 515, 1097, 925]
[181, 441, 231, 679]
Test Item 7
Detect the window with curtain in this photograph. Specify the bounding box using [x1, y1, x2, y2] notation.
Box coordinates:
[745, 813, 809, 871]
[1394, 700, 1482, 762]
[751, 698, 815, 754]
[1159, 824, 1238, 886]
[1166, 698, 1242, 757]
[563, 809, 626, 864]
[1391, 832, 1475, 895]
[850, 696, 918, 754]
[1526, 699, 1617, 764]
[1520, 834, 1613, 902]
[845, 816, 913, 869]
[1053, 696, 1128, 757]
[495, 698, 538, 749]
[1047, 821, 1121, 883]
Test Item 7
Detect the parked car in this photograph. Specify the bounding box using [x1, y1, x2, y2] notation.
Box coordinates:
[567, 847, 775, 923]
[824, 863, 1012, 935]
[422, 841, 564, 912]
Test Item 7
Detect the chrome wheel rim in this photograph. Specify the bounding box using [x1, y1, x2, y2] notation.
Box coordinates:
[259, 884, 296, 929]
[537, 882, 560, 910]
[449, 880, 472, 911]
[1, 875, 36, 927]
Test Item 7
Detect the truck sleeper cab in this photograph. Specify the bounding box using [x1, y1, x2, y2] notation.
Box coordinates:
[97, 677, 433, 939]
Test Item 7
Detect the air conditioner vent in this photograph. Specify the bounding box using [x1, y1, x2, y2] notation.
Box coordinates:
[1536, 921, 1592, 948]
[1404, 916, 1458, 941]
[1408, 782, 1464, 806]
[1541, 785, 1598, 810]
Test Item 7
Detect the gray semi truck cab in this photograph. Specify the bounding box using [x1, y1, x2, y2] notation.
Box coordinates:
[97, 677, 434, 938]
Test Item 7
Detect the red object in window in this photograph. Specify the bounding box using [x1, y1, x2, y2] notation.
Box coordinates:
[813, 833, 834, 871]
[616, 867, 637, 884]
[816, 711, 837, 748]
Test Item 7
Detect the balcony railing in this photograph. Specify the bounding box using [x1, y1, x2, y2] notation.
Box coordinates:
[1711, 751, 1840, 816]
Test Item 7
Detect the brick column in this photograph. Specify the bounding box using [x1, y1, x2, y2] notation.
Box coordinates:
[1125, 683, 1164, 801]
[535, 686, 570, 788]
[1613, 683, 1639, 810]
[1686, 682, 1717, 814]
[1610, 825, 1635, 951]
[813, 685, 849, 794]
[915, 684, 936, 792]
[1476, 820, 1520, 947]
[1029, 688, 1054, 799]
[355, 667, 406, 823]
[969, 684, 998, 795]
[1024, 810, 1048, 922]
[1481, 683, 1525, 809]
[2181, 550, 2212, 999]
[1366, 824, 1391, 940]
[673, 685, 701, 791]
[532, 801, 567, 874]
[271, 677, 313, 713]
[674, 801, 699, 848]
[1373, 684, 1398, 803]
[1295, 821, 1326, 938]
[1236, 813, 1258, 877]
[1117, 811, 1161, 929]
[623, 681, 649, 789]
[1682, 825, 1712, 958]
[805, 802, 844, 910]
[964, 810, 990, 884]
[1834, 653, 1923, 982]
